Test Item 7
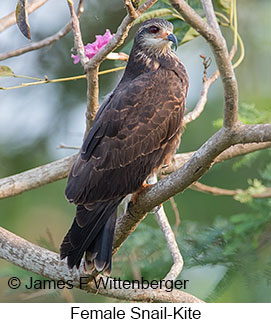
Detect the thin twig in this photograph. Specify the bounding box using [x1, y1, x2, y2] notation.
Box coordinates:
[184, 47, 236, 125]
[148, 175, 183, 281]
[191, 181, 271, 199]
[0, 0, 84, 61]
[66, 0, 158, 134]
[184, 69, 219, 124]
[170, 197, 181, 236]
[155, 204, 184, 281]
[66, 0, 88, 67]
[128, 251, 142, 281]
[0, 66, 125, 91]
[58, 144, 80, 150]
[124, 0, 139, 19]
[85, 0, 159, 69]
[83, 0, 159, 133]
[215, 142, 271, 163]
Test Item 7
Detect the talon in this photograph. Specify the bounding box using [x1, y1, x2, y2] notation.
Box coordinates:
[127, 201, 136, 217]
[131, 182, 153, 205]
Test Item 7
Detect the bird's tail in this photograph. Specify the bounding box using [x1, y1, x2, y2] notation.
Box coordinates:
[60, 199, 121, 273]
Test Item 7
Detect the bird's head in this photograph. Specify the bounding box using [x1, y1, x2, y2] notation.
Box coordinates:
[134, 18, 178, 55]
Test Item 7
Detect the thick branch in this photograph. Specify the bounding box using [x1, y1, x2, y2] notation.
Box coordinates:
[0, 226, 203, 303]
[113, 126, 271, 254]
[0, 154, 77, 199]
[1, 141, 270, 200]
[113, 128, 231, 254]
[232, 123, 271, 144]
[162, 142, 271, 175]
[0, 0, 49, 33]
[169, 0, 238, 128]
[0, 0, 84, 61]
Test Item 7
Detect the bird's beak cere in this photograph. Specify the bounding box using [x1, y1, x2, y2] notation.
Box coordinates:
[156, 31, 178, 51]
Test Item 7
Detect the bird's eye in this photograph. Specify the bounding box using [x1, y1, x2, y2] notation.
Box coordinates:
[149, 26, 159, 34]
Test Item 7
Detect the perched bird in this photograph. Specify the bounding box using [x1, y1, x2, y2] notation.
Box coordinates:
[60, 18, 189, 273]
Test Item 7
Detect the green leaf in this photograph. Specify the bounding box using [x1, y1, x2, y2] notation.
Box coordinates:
[214, 0, 231, 14]
[16, 0, 31, 39]
[168, 17, 191, 43]
[212, 118, 223, 128]
[181, 26, 200, 44]
[260, 162, 271, 181]
[234, 191, 252, 203]
[134, 9, 174, 25]
[0, 66, 15, 77]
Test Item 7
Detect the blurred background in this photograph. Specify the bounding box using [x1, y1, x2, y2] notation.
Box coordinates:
[0, 0, 270, 302]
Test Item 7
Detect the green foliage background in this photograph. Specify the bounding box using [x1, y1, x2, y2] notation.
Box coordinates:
[0, 0, 270, 302]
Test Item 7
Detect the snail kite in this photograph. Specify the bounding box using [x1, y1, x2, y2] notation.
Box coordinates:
[60, 18, 189, 273]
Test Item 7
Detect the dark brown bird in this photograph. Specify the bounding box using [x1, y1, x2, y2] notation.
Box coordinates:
[60, 18, 189, 273]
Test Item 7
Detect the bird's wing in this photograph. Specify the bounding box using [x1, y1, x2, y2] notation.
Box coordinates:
[65, 67, 187, 204]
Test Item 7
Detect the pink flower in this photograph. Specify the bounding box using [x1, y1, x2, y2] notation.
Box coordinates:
[71, 29, 114, 64]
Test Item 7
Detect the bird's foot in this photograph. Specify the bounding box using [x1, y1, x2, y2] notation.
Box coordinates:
[130, 182, 153, 205]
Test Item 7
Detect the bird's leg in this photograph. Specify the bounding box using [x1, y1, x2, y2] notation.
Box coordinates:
[161, 154, 176, 170]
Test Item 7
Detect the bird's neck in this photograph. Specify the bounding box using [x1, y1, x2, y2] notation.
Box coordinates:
[120, 45, 176, 83]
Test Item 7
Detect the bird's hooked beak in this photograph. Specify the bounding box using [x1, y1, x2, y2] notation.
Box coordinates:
[167, 33, 178, 51]
[158, 30, 178, 51]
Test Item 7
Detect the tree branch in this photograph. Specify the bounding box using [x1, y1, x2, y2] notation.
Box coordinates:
[66, 0, 158, 134]
[0, 226, 203, 303]
[85, 0, 159, 133]
[112, 126, 271, 255]
[148, 175, 183, 281]
[155, 205, 184, 281]
[0, 154, 77, 199]
[232, 124, 271, 144]
[184, 47, 236, 125]
[191, 182, 271, 199]
[169, 0, 239, 128]
[85, 0, 158, 69]
[0, 0, 84, 61]
[1, 141, 270, 200]
[170, 196, 181, 236]
[161, 142, 271, 175]
[124, 0, 139, 20]
[0, 0, 49, 33]
[184, 59, 219, 125]
[66, 0, 88, 67]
